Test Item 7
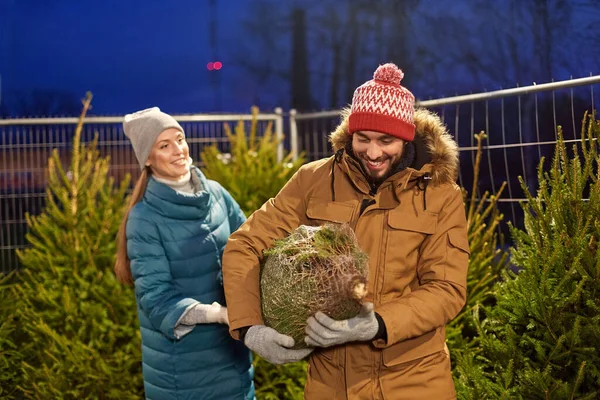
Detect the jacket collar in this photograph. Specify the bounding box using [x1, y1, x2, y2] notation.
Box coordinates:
[329, 107, 459, 187]
[336, 148, 431, 193]
[143, 166, 212, 220]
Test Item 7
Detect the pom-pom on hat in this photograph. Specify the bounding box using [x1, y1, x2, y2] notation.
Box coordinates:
[348, 63, 416, 141]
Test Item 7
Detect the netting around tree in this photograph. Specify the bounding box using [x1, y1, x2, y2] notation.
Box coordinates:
[260, 223, 369, 349]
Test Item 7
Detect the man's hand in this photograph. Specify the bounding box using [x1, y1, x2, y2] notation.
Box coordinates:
[244, 325, 314, 365]
[305, 302, 379, 347]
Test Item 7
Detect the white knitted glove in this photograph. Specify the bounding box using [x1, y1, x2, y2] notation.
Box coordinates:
[179, 302, 229, 325]
[244, 325, 313, 365]
[304, 302, 378, 347]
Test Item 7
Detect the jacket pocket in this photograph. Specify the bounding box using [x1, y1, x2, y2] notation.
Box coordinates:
[380, 347, 456, 400]
[387, 210, 438, 234]
[447, 229, 470, 255]
[444, 229, 470, 286]
[306, 198, 355, 224]
[382, 327, 445, 367]
[384, 210, 438, 279]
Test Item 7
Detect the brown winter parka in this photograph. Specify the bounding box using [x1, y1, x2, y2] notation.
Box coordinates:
[223, 108, 470, 400]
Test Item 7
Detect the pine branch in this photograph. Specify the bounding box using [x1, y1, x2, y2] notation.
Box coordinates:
[69, 92, 93, 216]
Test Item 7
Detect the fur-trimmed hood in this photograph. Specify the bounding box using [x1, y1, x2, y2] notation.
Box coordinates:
[329, 107, 459, 185]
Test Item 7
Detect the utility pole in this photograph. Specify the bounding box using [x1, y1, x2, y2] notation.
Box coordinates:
[0, 0, 17, 113]
[291, 8, 311, 111]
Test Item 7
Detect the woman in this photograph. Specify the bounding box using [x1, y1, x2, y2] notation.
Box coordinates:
[114, 107, 254, 400]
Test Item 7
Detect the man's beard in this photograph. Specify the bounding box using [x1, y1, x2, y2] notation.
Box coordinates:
[362, 158, 401, 186]
[346, 143, 411, 186]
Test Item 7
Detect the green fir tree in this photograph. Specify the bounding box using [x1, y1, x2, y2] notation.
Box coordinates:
[200, 106, 305, 216]
[0, 93, 143, 399]
[447, 132, 508, 364]
[0, 273, 22, 399]
[455, 113, 600, 399]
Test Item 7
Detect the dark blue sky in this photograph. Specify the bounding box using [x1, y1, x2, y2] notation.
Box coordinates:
[1, 0, 598, 116]
[0, 0, 259, 115]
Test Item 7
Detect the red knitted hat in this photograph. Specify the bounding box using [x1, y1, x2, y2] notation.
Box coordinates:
[348, 63, 415, 141]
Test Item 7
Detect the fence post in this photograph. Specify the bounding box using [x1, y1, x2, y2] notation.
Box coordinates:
[274, 107, 284, 162]
[289, 108, 298, 161]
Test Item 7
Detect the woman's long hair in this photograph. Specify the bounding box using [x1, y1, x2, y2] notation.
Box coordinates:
[115, 167, 151, 285]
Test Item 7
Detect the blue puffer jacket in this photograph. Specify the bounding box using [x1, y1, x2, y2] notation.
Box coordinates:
[126, 167, 254, 400]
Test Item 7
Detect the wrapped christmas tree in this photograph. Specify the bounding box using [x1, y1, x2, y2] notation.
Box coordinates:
[260, 223, 369, 349]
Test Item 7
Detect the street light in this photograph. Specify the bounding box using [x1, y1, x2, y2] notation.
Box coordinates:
[207, 61, 223, 71]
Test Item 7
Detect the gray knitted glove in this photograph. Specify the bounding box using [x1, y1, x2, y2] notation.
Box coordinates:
[244, 325, 313, 365]
[305, 302, 378, 347]
[179, 302, 228, 325]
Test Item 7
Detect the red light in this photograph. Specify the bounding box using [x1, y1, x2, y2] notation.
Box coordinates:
[214, 61, 222, 70]
[207, 62, 214, 71]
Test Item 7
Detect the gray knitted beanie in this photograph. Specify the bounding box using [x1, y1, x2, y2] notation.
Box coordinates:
[123, 107, 184, 169]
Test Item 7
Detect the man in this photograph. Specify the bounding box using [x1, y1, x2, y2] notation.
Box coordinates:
[223, 63, 469, 399]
